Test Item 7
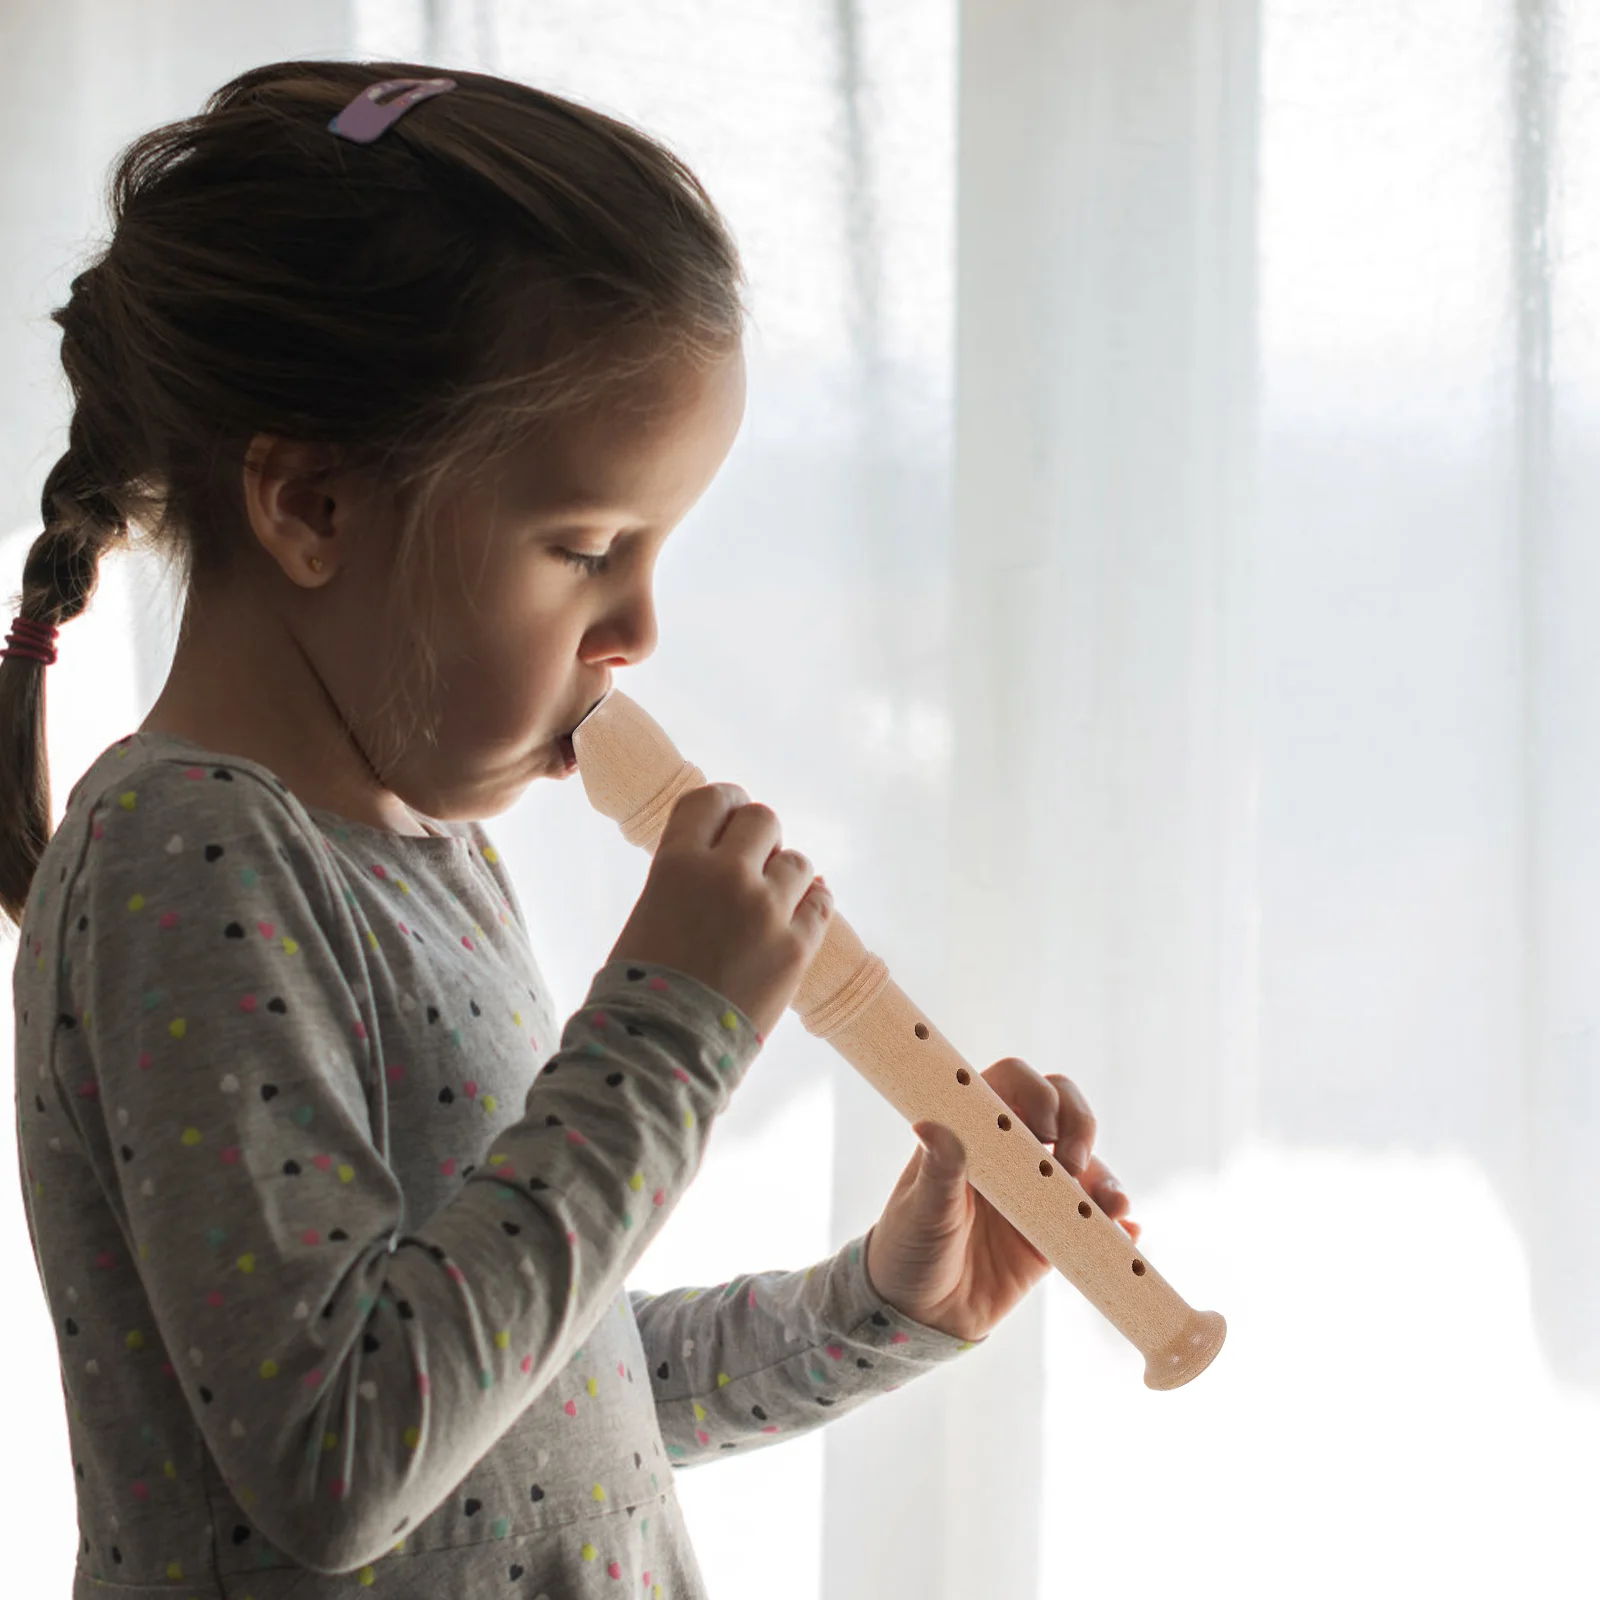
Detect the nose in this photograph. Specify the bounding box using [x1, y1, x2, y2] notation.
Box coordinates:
[585, 582, 658, 671]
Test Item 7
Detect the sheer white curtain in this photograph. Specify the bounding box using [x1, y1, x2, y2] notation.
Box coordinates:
[4, 3, 1600, 1598]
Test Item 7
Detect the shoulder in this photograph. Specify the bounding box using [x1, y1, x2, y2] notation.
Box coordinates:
[64, 736, 343, 902]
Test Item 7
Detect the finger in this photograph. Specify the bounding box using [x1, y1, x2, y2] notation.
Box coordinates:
[980, 1058, 1060, 1145]
[1042, 1073, 1097, 1177]
[1082, 1155, 1128, 1215]
[662, 782, 752, 850]
[718, 799, 783, 859]
[765, 845, 813, 883]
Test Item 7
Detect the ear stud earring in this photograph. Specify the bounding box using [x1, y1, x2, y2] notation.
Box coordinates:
[308, 556, 326, 574]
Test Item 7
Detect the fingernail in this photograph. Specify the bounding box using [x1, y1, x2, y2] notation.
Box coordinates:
[1066, 1141, 1089, 1176]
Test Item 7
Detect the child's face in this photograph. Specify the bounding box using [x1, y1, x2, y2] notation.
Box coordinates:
[341, 343, 747, 821]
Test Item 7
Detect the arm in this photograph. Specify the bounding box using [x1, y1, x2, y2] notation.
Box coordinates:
[628, 1227, 979, 1469]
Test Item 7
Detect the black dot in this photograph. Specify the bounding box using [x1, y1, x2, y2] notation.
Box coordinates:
[205, 845, 225, 863]
[212, 769, 233, 781]
[77, 915, 88, 932]
[329, 1228, 348, 1242]
[266, 997, 287, 1015]
[426, 1006, 440, 1024]
[463, 1497, 482, 1517]
[198, 1386, 212, 1404]
[438, 1087, 454, 1104]
[500, 1221, 521, 1236]
[260, 1084, 278, 1102]
[64, 1318, 77, 1336]
[119, 1145, 133, 1163]
[626, 967, 645, 980]
[231, 1525, 251, 1545]
[529, 1484, 545, 1502]
[526, 1177, 549, 1192]
[606, 1073, 624, 1087]
[57, 1013, 76, 1030]
[752, 1405, 768, 1421]
[544, 1114, 562, 1127]
[509, 1565, 525, 1581]
[656, 1361, 670, 1381]
[625, 1024, 643, 1037]
[282, 1159, 300, 1175]
[468, 999, 481, 1017]
[362, 1333, 380, 1354]
[224, 923, 244, 939]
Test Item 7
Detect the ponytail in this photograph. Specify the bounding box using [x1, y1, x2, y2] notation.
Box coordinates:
[0, 439, 127, 930]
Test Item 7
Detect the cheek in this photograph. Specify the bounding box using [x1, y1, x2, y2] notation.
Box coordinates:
[437, 609, 565, 738]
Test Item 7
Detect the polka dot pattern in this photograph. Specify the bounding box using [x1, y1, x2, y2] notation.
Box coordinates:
[13, 733, 973, 1596]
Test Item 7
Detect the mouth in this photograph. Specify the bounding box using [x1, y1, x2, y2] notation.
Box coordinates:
[555, 688, 611, 777]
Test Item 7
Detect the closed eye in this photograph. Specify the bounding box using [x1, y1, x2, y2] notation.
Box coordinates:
[558, 548, 611, 576]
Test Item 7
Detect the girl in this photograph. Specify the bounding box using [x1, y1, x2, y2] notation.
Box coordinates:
[2, 62, 1135, 1598]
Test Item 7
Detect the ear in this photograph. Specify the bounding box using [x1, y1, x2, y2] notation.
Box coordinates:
[242, 434, 349, 588]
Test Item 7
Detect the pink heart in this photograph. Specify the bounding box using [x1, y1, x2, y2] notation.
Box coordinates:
[312, 1154, 332, 1172]
[825, 1344, 844, 1361]
[257, 921, 275, 940]
[158, 911, 178, 930]
[563, 1399, 577, 1417]
[439, 1158, 457, 1176]
[239, 995, 257, 1013]
[648, 976, 669, 991]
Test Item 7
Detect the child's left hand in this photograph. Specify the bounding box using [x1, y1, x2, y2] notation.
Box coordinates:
[863, 1058, 1139, 1343]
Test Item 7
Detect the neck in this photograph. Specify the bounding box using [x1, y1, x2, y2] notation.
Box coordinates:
[140, 584, 431, 836]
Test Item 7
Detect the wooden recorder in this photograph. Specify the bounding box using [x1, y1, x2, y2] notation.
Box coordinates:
[571, 689, 1226, 1389]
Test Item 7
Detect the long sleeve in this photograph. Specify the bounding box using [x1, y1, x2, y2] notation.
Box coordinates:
[628, 1228, 980, 1467]
[56, 755, 764, 1575]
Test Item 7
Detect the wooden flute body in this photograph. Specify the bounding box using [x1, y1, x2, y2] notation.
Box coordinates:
[572, 690, 1225, 1389]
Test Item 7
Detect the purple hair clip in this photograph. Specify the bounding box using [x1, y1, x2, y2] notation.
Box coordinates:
[329, 77, 457, 145]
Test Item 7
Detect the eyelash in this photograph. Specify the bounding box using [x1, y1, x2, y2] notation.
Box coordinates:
[558, 549, 611, 576]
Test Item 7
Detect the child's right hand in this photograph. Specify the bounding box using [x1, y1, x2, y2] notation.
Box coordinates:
[607, 783, 834, 1039]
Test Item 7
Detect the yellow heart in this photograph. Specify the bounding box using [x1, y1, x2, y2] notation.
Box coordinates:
[281, 937, 300, 955]
[180, 1128, 201, 1146]
[720, 1010, 738, 1032]
[237, 1253, 255, 1273]
[169, 1018, 187, 1039]
[259, 1358, 278, 1379]
[126, 893, 145, 913]
[629, 1172, 644, 1192]
[118, 791, 137, 811]
[124, 1329, 145, 1351]
[336, 1165, 353, 1183]
[717, 1372, 731, 1387]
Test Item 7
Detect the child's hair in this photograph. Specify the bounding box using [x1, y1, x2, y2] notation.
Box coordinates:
[0, 59, 746, 931]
